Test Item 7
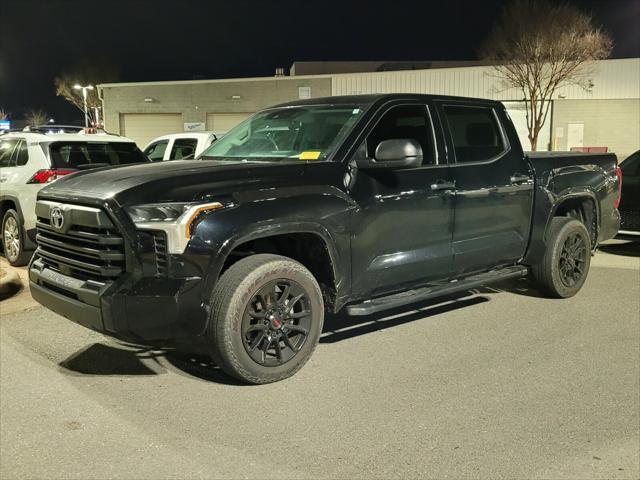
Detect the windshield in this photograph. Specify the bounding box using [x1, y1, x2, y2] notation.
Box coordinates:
[198, 105, 364, 162]
[49, 141, 149, 168]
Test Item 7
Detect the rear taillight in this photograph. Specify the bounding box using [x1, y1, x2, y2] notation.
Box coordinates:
[614, 166, 622, 209]
[26, 169, 75, 184]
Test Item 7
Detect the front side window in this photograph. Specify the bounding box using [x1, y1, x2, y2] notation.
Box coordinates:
[170, 138, 197, 159]
[366, 105, 436, 166]
[0, 139, 19, 168]
[443, 105, 506, 163]
[50, 142, 148, 168]
[144, 140, 169, 162]
[199, 104, 365, 163]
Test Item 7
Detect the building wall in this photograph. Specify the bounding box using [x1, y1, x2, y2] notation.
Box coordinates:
[552, 98, 640, 160]
[331, 58, 640, 101]
[100, 58, 639, 155]
[101, 77, 332, 137]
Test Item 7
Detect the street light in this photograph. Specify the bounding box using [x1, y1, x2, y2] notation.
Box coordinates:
[73, 84, 94, 127]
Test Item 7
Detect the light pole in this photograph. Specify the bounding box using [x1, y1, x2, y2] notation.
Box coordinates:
[73, 84, 94, 127]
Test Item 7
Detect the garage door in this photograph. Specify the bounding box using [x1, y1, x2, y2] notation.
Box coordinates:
[120, 113, 183, 148]
[206, 113, 252, 133]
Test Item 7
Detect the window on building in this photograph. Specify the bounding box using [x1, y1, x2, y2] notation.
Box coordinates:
[170, 138, 198, 159]
[443, 105, 506, 163]
[366, 105, 435, 166]
[144, 140, 169, 162]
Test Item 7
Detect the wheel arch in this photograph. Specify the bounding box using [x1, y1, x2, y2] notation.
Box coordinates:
[0, 196, 23, 224]
[523, 189, 600, 266]
[206, 222, 347, 314]
[548, 192, 599, 248]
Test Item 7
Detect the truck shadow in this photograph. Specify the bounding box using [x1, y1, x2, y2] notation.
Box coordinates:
[598, 240, 640, 257]
[59, 342, 244, 385]
[58, 280, 539, 384]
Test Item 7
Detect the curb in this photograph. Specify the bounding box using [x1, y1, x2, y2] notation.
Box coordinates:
[0, 267, 23, 300]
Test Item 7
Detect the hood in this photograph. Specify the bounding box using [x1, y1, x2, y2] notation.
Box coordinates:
[39, 159, 333, 206]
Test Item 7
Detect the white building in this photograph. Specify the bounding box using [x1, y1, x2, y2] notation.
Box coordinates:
[99, 58, 640, 159]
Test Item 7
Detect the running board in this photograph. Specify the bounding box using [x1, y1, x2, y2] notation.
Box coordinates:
[346, 265, 529, 316]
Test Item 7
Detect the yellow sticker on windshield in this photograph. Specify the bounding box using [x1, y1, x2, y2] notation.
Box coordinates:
[299, 151, 322, 161]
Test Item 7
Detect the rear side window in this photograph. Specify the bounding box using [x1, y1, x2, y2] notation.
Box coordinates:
[443, 105, 506, 163]
[13, 140, 29, 166]
[0, 139, 19, 167]
[144, 140, 168, 162]
[170, 138, 197, 159]
[50, 142, 148, 169]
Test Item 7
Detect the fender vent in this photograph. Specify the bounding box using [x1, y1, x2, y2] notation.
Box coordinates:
[152, 231, 168, 277]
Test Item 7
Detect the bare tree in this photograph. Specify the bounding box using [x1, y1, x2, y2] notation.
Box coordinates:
[481, 0, 612, 150]
[25, 109, 49, 127]
[54, 62, 118, 127]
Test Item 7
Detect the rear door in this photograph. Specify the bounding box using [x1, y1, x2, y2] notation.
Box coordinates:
[436, 101, 534, 275]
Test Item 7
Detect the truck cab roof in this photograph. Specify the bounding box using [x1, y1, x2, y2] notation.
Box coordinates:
[273, 93, 503, 109]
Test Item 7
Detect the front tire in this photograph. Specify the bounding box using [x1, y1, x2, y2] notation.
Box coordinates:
[532, 217, 591, 298]
[2, 209, 31, 267]
[207, 254, 324, 384]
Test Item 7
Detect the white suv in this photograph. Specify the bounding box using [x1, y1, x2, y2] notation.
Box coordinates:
[0, 130, 148, 266]
[142, 132, 221, 161]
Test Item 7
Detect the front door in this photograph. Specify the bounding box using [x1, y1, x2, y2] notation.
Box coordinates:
[436, 101, 534, 275]
[349, 103, 454, 297]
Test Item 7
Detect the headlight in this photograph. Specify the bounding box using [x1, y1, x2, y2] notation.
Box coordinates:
[125, 201, 224, 253]
[126, 203, 195, 223]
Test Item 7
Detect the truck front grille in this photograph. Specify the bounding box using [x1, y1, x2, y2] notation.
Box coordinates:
[35, 202, 125, 282]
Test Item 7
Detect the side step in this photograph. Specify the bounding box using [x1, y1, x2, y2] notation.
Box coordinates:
[346, 265, 529, 316]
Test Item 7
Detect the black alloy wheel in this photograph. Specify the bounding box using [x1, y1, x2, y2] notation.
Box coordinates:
[207, 254, 324, 384]
[531, 216, 591, 298]
[558, 232, 588, 287]
[242, 279, 313, 366]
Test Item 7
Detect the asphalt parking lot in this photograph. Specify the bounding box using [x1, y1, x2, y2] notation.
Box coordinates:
[0, 241, 638, 479]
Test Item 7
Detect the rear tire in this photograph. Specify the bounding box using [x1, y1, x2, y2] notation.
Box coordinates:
[2, 209, 32, 267]
[207, 254, 324, 384]
[532, 217, 591, 298]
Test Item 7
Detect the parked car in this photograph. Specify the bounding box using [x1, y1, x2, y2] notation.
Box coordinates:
[0, 131, 149, 266]
[618, 150, 639, 238]
[142, 132, 220, 161]
[29, 94, 620, 384]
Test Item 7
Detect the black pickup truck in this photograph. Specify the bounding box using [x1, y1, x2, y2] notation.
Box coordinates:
[29, 94, 621, 384]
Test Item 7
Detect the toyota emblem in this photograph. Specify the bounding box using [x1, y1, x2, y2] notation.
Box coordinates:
[50, 207, 65, 230]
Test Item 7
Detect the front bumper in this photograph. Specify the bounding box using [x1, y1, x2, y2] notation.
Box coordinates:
[29, 258, 207, 343]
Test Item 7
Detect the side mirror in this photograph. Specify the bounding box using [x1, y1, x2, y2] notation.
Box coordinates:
[355, 139, 423, 169]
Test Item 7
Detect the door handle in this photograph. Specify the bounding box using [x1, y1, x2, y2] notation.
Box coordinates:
[510, 174, 531, 184]
[430, 181, 456, 192]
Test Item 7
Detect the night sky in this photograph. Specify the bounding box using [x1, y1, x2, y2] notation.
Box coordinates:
[1, 0, 638, 123]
